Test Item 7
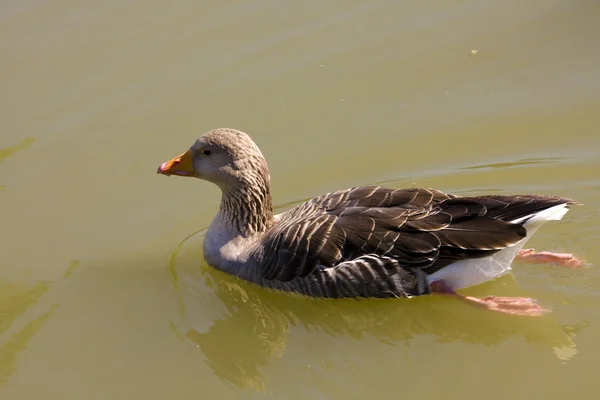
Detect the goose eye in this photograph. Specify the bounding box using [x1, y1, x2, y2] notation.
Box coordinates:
[202, 149, 211, 155]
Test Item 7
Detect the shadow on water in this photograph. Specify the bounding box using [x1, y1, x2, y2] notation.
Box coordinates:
[166, 227, 585, 391]
[0, 138, 35, 191]
[0, 279, 54, 387]
[0, 138, 35, 166]
[0, 261, 79, 387]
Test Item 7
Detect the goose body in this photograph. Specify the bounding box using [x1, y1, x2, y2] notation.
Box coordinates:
[158, 128, 579, 310]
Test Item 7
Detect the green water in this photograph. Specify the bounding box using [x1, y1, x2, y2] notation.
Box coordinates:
[1, 1, 599, 398]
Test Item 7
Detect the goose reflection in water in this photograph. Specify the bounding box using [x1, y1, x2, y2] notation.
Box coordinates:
[165, 229, 584, 392]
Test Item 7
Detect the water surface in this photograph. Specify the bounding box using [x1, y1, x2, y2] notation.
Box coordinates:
[1, 1, 599, 398]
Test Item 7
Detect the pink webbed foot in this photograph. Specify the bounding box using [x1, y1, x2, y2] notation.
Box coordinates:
[462, 295, 549, 317]
[430, 280, 549, 317]
[517, 248, 586, 269]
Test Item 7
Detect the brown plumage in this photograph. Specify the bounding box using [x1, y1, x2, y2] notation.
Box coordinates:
[158, 128, 579, 300]
[255, 186, 575, 293]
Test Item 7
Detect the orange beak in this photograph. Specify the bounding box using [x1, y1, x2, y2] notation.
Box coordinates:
[157, 150, 195, 177]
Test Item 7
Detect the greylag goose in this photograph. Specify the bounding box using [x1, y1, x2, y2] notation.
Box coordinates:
[158, 128, 583, 316]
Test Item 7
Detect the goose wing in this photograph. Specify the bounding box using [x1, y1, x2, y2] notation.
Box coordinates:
[258, 186, 573, 282]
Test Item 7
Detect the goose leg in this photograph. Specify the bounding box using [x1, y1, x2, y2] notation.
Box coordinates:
[516, 248, 585, 268]
[430, 280, 549, 317]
